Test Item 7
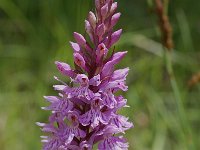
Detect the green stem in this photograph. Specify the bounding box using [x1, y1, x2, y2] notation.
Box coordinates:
[163, 0, 169, 14]
[165, 49, 195, 150]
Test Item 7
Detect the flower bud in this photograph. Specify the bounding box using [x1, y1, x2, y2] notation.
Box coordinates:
[70, 42, 80, 52]
[74, 53, 86, 70]
[55, 61, 76, 78]
[110, 13, 121, 28]
[95, 0, 100, 10]
[109, 29, 122, 48]
[110, 2, 118, 14]
[101, 3, 108, 20]
[74, 32, 86, 46]
[102, 51, 127, 77]
[88, 11, 97, 29]
[96, 23, 105, 37]
[85, 20, 94, 43]
[96, 43, 108, 62]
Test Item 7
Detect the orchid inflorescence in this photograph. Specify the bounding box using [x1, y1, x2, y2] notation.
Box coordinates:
[37, 0, 133, 149]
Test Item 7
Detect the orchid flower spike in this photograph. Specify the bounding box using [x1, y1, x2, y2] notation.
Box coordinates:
[37, 0, 133, 149]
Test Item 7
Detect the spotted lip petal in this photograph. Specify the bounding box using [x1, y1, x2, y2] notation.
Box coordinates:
[80, 141, 92, 150]
[79, 107, 111, 128]
[98, 136, 129, 150]
[89, 74, 101, 86]
[112, 115, 134, 132]
[111, 68, 129, 81]
[42, 97, 73, 115]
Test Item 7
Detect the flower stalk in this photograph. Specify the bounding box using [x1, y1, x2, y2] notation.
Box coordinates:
[155, 0, 195, 149]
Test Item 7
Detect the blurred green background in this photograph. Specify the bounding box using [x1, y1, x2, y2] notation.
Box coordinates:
[0, 0, 200, 150]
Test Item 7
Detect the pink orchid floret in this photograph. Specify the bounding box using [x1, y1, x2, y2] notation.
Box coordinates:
[37, 0, 133, 149]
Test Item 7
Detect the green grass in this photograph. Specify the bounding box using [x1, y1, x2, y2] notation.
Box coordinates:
[0, 0, 200, 149]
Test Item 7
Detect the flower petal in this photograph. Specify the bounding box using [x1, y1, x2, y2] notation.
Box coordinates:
[85, 20, 94, 42]
[98, 136, 129, 150]
[55, 61, 76, 78]
[101, 51, 127, 78]
[89, 74, 101, 86]
[107, 29, 122, 48]
[110, 13, 121, 28]
[111, 67, 129, 81]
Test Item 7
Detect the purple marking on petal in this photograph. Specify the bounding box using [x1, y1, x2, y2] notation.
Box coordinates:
[89, 74, 101, 86]
[75, 128, 86, 138]
[101, 91, 117, 108]
[80, 108, 110, 128]
[43, 97, 73, 114]
[112, 115, 134, 132]
[98, 136, 129, 150]
[43, 138, 61, 150]
[115, 95, 128, 109]
[75, 74, 89, 85]
[80, 141, 92, 150]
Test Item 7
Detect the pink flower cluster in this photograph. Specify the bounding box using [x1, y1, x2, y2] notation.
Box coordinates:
[37, 0, 133, 149]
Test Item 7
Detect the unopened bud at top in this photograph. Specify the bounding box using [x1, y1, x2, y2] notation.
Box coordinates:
[101, 3, 109, 20]
[88, 11, 97, 29]
[110, 2, 118, 14]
